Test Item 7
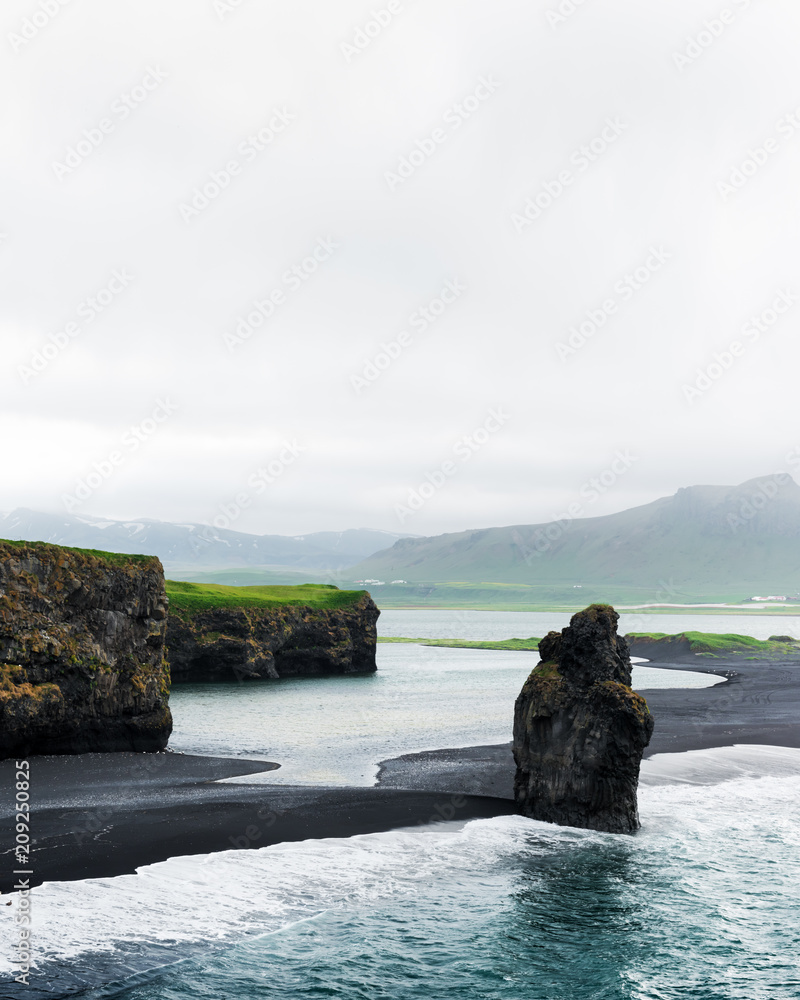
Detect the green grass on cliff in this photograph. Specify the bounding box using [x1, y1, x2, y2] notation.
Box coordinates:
[377, 636, 541, 651]
[626, 631, 800, 657]
[166, 580, 367, 616]
[0, 538, 155, 566]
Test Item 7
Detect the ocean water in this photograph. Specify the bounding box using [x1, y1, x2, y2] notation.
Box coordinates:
[2, 750, 800, 1000]
[2, 610, 796, 999]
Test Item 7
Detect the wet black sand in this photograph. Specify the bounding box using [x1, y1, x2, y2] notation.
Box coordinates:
[0, 753, 513, 893]
[3, 653, 798, 893]
[376, 655, 800, 796]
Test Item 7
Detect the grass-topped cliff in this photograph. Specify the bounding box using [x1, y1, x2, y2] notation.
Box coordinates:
[166, 580, 368, 617]
[166, 582, 380, 682]
[625, 631, 800, 658]
[1, 536, 155, 566]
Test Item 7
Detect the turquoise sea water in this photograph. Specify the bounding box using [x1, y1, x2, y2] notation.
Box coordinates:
[2, 610, 798, 999]
[5, 759, 800, 1000]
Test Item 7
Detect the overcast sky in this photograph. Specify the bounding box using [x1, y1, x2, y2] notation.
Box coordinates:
[3, 0, 800, 537]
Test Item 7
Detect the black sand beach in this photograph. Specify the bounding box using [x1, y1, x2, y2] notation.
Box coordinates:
[377, 655, 800, 795]
[3, 652, 799, 894]
[0, 753, 514, 893]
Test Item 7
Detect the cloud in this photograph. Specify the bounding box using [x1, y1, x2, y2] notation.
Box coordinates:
[3, 0, 800, 535]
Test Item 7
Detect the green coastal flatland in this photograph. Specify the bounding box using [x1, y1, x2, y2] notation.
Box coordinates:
[377, 636, 541, 651]
[378, 630, 800, 657]
[166, 581, 367, 616]
[626, 631, 800, 657]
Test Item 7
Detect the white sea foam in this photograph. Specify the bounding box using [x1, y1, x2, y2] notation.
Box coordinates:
[641, 744, 800, 786]
[2, 749, 799, 981]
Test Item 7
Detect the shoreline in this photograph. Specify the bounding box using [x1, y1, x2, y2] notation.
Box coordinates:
[377, 653, 800, 794]
[0, 753, 514, 894]
[3, 652, 799, 893]
[373, 603, 800, 613]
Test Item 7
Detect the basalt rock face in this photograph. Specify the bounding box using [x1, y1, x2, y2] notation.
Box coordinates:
[168, 593, 380, 682]
[0, 541, 171, 758]
[513, 604, 653, 833]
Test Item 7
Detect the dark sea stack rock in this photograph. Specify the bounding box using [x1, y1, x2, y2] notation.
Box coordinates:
[513, 604, 654, 834]
[0, 540, 171, 759]
[167, 592, 380, 682]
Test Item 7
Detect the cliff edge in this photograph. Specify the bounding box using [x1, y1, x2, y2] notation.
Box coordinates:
[166, 583, 380, 682]
[0, 540, 171, 758]
[513, 604, 653, 833]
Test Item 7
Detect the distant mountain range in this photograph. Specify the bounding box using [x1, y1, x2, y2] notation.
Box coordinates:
[0, 509, 412, 577]
[349, 475, 800, 600]
[5, 475, 799, 602]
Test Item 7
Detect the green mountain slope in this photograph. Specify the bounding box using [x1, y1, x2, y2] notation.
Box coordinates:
[348, 476, 800, 600]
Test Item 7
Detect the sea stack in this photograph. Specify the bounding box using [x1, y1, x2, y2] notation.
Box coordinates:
[0, 540, 172, 758]
[513, 603, 653, 833]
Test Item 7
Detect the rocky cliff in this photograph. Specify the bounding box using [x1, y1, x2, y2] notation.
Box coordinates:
[0, 540, 171, 758]
[513, 604, 653, 833]
[167, 588, 380, 682]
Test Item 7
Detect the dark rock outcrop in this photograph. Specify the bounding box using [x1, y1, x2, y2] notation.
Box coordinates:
[0, 540, 171, 758]
[624, 634, 694, 662]
[167, 592, 380, 682]
[513, 604, 653, 833]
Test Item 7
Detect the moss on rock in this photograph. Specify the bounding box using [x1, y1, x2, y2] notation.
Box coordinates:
[0, 539, 171, 758]
[513, 604, 653, 833]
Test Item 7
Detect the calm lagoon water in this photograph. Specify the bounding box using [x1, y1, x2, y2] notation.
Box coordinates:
[167, 609, 728, 784]
[3, 610, 798, 999]
[168, 645, 719, 786]
[376, 608, 800, 642]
